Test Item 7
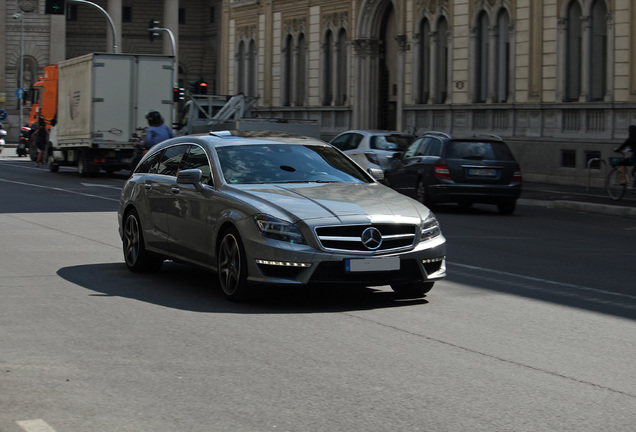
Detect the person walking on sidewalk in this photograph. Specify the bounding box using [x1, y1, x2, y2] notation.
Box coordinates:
[31, 117, 47, 167]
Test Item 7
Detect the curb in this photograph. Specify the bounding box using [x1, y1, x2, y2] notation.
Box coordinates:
[519, 198, 636, 219]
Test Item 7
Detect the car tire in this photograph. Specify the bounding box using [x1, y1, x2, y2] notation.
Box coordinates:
[123, 209, 163, 272]
[390, 281, 434, 298]
[458, 200, 473, 210]
[497, 199, 516, 215]
[416, 178, 431, 206]
[218, 227, 250, 301]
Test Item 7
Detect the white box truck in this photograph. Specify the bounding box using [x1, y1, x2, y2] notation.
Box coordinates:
[33, 53, 175, 175]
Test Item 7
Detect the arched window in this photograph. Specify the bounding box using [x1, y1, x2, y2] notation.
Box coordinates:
[247, 39, 256, 97]
[322, 30, 333, 106]
[565, 0, 582, 101]
[589, 0, 607, 101]
[495, 9, 510, 103]
[283, 34, 293, 106]
[237, 40, 245, 94]
[476, 11, 489, 103]
[435, 17, 449, 104]
[296, 33, 307, 106]
[418, 18, 431, 104]
[335, 28, 347, 106]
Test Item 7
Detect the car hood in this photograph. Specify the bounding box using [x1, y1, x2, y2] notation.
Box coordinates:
[223, 182, 430, 223]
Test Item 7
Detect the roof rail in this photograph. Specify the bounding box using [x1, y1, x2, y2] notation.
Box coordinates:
[474, 133, 503, 141]
[422, 130, 451, 139]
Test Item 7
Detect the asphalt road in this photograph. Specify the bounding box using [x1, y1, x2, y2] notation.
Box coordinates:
[1, 156, 635, 432]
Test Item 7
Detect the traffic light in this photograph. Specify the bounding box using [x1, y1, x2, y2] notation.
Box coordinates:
[45, 0, 65, 15]
[148, 19, 160, 42]
[173, 87, 185, 102]
[197, 80, 208, 94]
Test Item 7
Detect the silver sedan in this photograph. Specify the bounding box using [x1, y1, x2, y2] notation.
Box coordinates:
[118, 131, 446, 301]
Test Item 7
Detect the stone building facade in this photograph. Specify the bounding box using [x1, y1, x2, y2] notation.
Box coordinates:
[221, 0, 636, 186]
[1, 0, 221, 139]
[1, 0, 635, 185]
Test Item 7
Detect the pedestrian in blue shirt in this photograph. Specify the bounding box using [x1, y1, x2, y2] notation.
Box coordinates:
[131, 110, 174, 170]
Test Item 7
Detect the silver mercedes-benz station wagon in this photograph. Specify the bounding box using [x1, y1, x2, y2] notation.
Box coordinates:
[118, 131, 446, 301]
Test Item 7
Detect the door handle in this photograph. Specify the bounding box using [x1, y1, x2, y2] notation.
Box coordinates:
[171, 187, 181, 194]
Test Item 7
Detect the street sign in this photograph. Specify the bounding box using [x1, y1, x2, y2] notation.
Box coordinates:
[0, 110, 7, 121]
[15, 88, 25, 99]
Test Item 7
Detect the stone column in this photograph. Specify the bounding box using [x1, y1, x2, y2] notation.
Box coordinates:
[579, 16, 590, 102]
[164, 0, 179, 58]
[396, 34, 407, 131]
[106, 0, 122, 53]
[49, 14, 66, 63]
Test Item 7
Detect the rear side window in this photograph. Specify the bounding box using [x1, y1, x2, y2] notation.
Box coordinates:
[135, 150, 163, 174]
[179, 145, 213, 185]
[446, 141, 516, 161]
[157, 144, 189, 176]
[370, 135, 413, 151]
[331, 133, 362, 151]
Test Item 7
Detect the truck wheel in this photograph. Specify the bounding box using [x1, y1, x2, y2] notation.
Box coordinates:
[77, 151, 90, 177]
[48, 156, 59, 173]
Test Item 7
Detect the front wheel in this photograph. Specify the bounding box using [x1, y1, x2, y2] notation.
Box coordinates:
[606, 168, 626, 201]
[218, 228, 250, 301]
[391, 281, 434, 298]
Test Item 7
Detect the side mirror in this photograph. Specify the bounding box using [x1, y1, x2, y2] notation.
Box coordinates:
[367, 167, 385, 182]
[177, 168, 203, 191]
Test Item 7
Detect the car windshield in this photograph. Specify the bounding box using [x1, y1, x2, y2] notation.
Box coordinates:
[370, 135, 413, 151]
[446, 141, 516, 161]
[216, 144, 371, 184]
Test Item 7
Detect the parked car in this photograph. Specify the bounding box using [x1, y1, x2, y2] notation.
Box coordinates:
[384, 132, 522, 214]
[329, 130, 415, 178]
[118, 131, 446, 301]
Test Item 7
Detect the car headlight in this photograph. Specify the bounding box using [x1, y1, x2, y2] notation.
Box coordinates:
[253, 214, 307, 245]
[420, 213, 441, 242]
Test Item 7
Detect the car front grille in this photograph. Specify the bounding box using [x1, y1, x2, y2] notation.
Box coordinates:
[314, 223, 417, 252]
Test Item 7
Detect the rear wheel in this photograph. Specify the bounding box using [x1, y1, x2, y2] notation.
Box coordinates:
[123, 209, 163, 272]
[391, 281, 434, 298]
[218, 228, 250, 301]
[497, 199, 517, 215]
[415, 178, 431, 206]
[606, 168, 626, 201]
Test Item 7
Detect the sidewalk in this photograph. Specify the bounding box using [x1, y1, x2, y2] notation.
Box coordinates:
[520, 182, 636, 219]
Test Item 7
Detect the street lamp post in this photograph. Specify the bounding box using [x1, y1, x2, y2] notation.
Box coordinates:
[13, 12, 25, 128]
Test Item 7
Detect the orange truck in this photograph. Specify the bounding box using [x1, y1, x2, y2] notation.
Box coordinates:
[29, 52, 174, 175]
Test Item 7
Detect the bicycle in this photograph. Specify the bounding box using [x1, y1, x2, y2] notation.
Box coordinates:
[605, 152, 635, 201]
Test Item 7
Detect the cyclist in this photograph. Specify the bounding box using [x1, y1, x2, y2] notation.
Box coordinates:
[613, 125, 636, 185]
[131, 110, 174, 170]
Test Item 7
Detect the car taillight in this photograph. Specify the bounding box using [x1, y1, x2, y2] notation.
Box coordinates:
[364, 152, 380, 165]
[434, 164, 452, 180]
[512, 168, 522, 183]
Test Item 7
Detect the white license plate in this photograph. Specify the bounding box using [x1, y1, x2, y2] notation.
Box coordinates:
[345, 256, 400, 272]
[468, 168, 496, 176]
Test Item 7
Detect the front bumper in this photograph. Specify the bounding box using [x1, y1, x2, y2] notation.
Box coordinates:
[242, 232, 447, 287]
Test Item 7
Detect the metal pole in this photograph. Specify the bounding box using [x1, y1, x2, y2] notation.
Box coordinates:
[19, 12, 24, 128]
[68, 0, 118, 53]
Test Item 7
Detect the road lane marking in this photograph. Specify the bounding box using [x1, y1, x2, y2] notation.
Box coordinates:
[16, 419, 58, 432]
[80, 182, 123, 190]
[451, 262, 636, 301]
[0, 177, 119, 202]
